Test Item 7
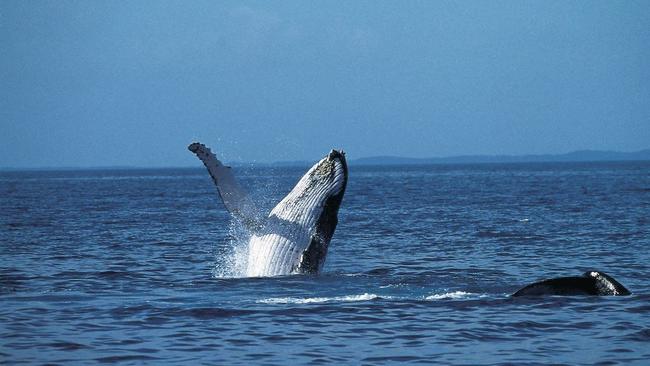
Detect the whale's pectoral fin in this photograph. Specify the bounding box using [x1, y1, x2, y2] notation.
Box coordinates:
[295, 234, 328, 274]
[188, 142, 262, 230]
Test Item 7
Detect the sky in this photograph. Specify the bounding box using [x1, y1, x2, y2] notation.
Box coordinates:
[1, 1, 649, 168]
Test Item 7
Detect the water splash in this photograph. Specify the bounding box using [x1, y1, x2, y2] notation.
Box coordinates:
[212, 221, 250, 278]
[211, 176, 282, 278]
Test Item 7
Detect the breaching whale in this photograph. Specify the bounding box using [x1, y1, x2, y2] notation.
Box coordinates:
[512, 271, 631, 296]
[189, 142, 347, 277]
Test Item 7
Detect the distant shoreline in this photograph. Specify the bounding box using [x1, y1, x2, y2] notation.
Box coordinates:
[2, 149, 649, 171]
[352, 149, 650, 166]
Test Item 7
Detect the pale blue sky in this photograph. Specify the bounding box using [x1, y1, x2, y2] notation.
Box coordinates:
[1, 1, 649, 168]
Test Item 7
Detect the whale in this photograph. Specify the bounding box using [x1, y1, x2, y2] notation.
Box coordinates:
[512, 271, 631, 296]
[189, 142, 347, 277]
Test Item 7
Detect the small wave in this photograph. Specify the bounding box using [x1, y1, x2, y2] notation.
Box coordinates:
[257, 293, 380, 304]
[425, 291, 480, 300]
[379, 283, 408, 289]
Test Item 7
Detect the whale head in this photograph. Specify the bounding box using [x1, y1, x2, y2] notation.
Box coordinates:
[270, 149, 348, 236]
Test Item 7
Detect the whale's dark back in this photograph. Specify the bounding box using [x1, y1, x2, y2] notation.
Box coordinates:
[512, 271, 631, 297]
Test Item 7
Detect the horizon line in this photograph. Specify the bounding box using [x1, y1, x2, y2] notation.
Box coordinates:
[2, 148, 649, 171]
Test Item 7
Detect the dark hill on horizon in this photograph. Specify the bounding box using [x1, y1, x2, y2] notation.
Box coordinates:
[351, 149, 650, 166]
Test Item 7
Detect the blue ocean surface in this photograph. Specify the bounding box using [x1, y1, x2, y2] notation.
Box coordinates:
[2, 161, 650, 365]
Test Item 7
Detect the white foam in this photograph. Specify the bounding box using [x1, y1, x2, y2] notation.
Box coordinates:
[425, 291, 477, 300]
[257, 293, 380, 304]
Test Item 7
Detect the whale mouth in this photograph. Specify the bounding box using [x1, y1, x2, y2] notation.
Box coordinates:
[327, 149, 345, 161]
[304, 148, 345, 183]
[316, 150, 348, 183]
[331, 152, 347, 195]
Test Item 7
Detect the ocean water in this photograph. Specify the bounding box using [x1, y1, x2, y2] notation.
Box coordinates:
[2, 161, 650, 365]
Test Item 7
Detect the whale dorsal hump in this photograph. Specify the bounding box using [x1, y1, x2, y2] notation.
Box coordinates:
[512, 271, 632, 296]
[512, 276, 596, 296]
